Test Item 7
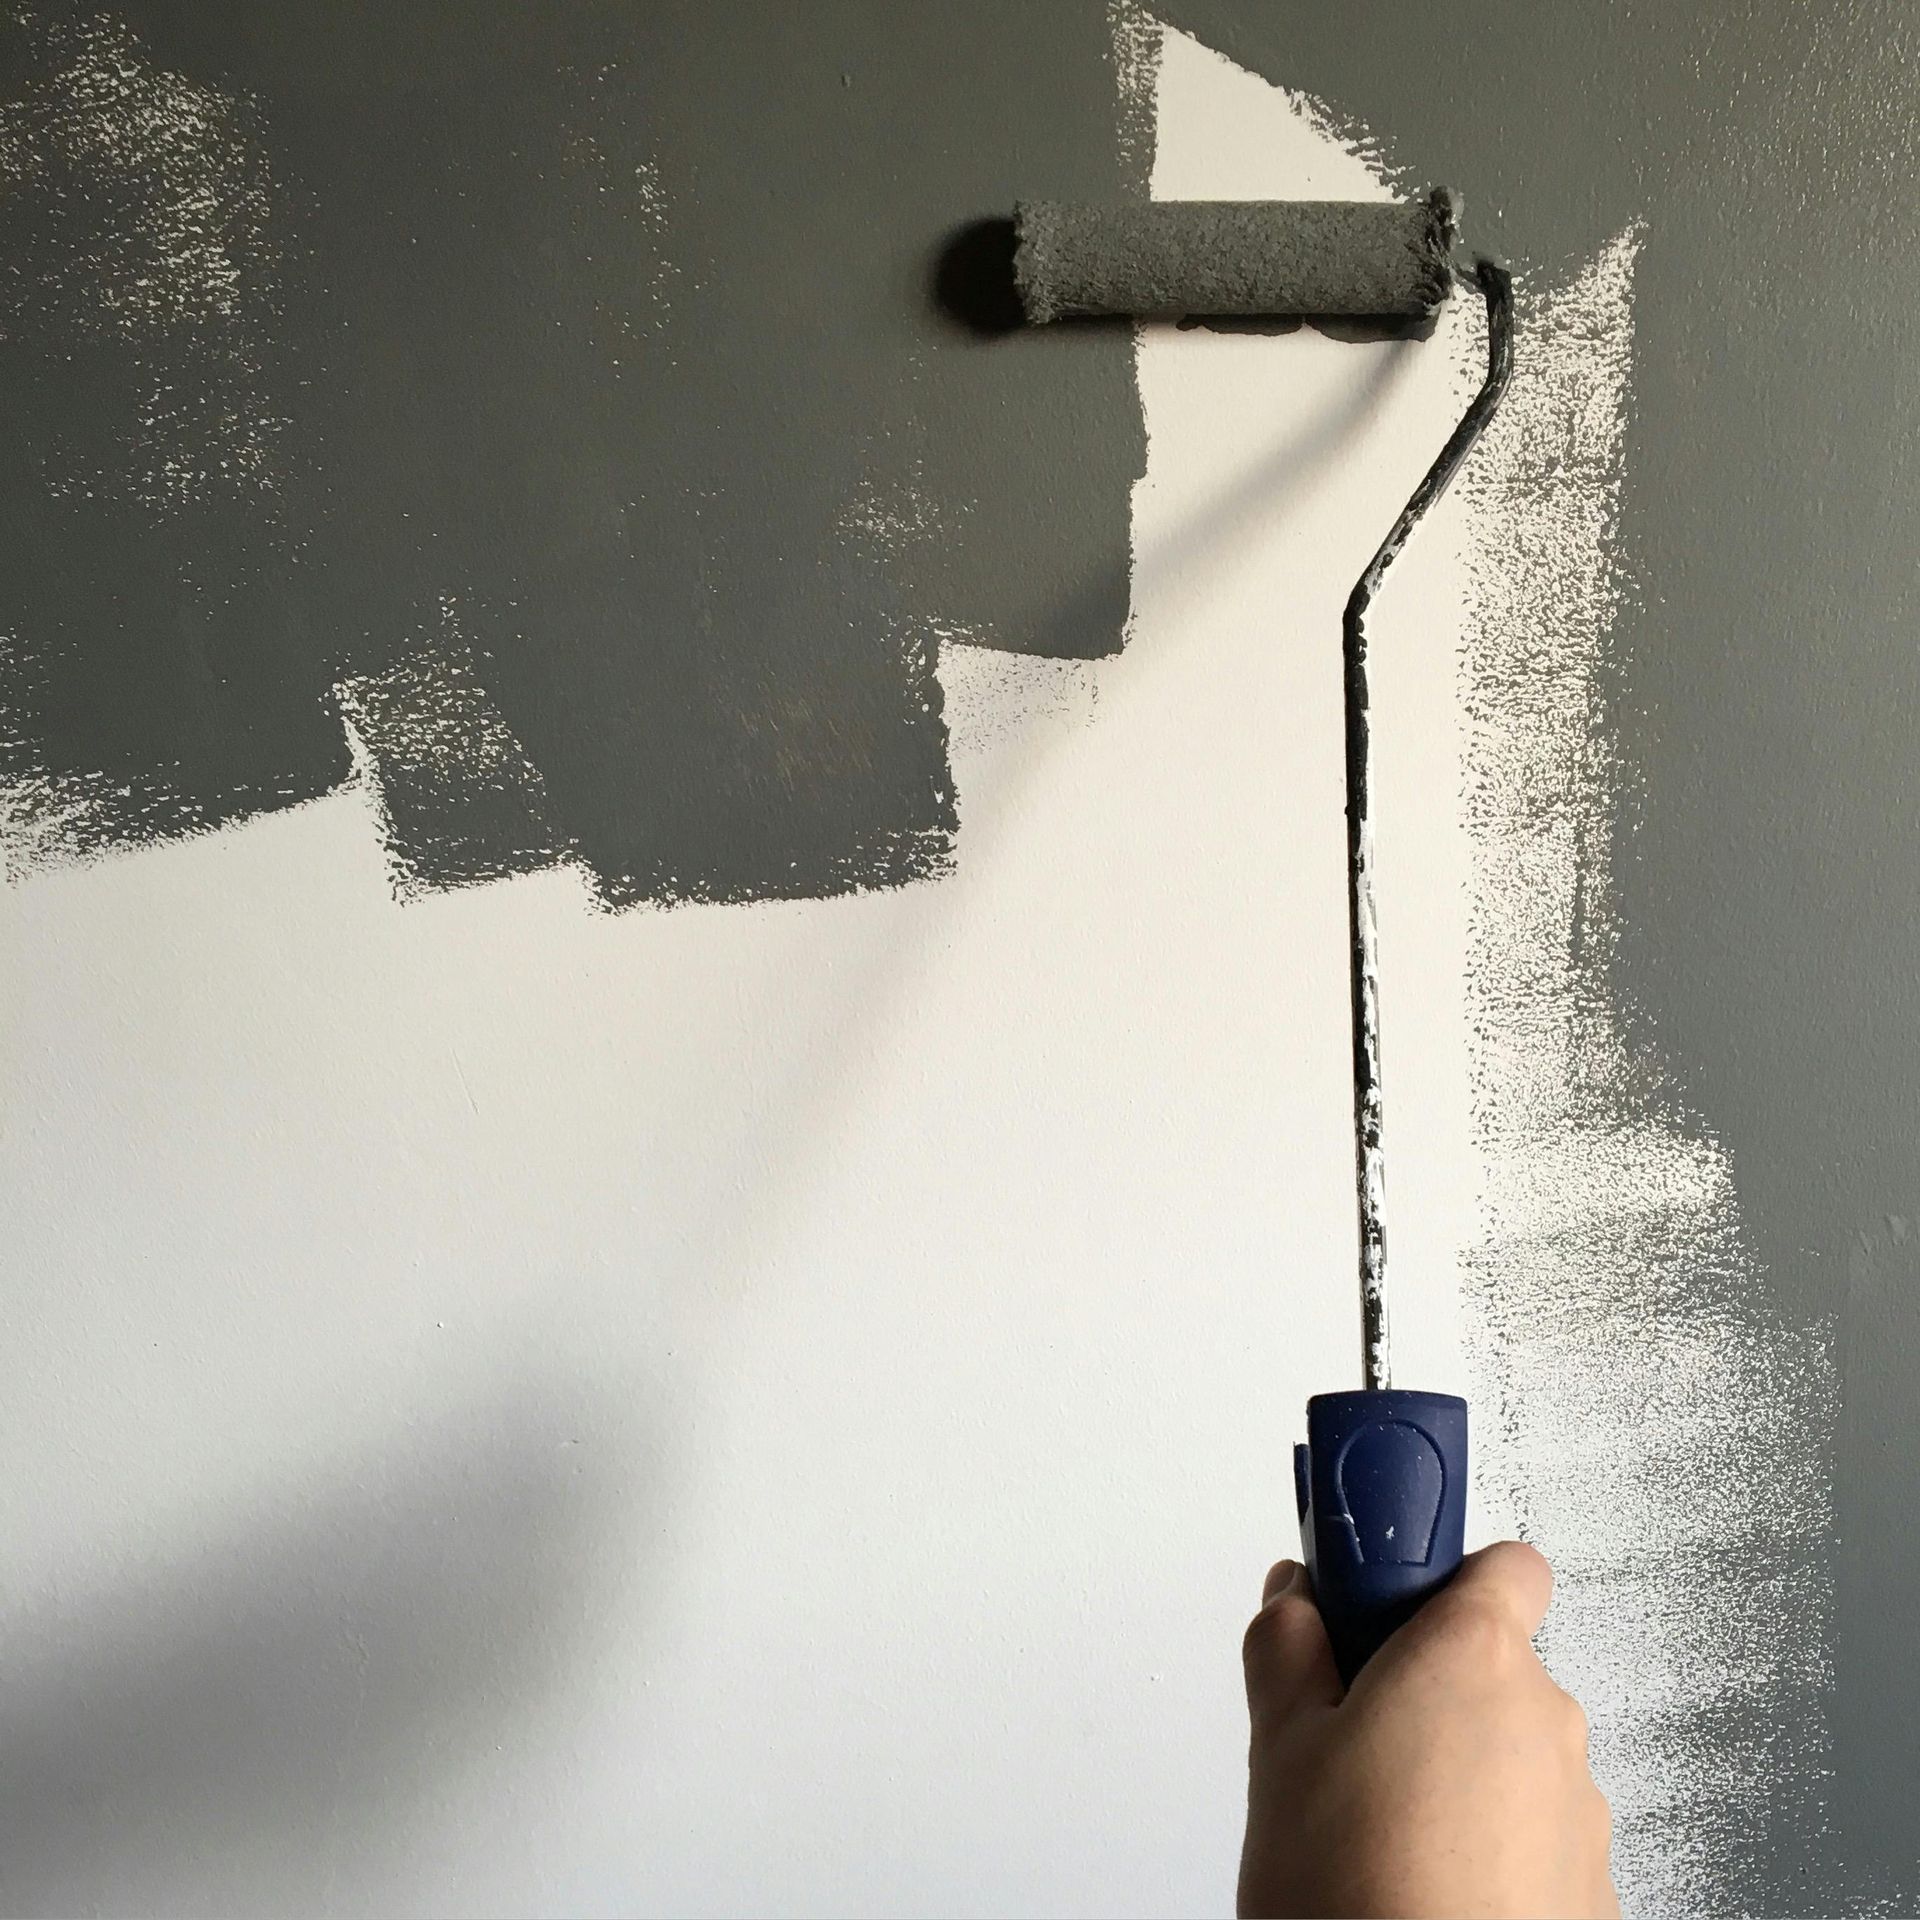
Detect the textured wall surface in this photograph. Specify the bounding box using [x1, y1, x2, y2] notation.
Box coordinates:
[1, 3, 1915, 1914]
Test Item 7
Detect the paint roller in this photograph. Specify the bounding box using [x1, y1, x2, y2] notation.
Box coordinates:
[1014, 189, 1514, 1683]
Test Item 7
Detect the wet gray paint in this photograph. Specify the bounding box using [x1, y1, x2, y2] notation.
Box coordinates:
[1011, 195, 1456, 322]
[5, 1, 1917, 1910]
[0, 0, 1141, 905]
[1149, 2, 1919, 1908]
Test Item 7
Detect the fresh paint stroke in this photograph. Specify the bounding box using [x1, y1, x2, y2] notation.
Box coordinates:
[1138, 18, 1840, 1915]
[0, 1, 1144, 904]
[1452, 237, 1835, 1916]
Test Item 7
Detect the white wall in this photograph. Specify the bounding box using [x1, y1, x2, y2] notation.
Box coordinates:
[0, 29, 1484, 1918]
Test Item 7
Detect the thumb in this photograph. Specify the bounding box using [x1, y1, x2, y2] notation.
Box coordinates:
[1242, 1560, 1341, 1729]
[1432, 1538, 1554, 1638]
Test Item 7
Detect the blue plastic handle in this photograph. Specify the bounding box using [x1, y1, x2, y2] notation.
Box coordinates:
[1293, 1389, 1469, 1685]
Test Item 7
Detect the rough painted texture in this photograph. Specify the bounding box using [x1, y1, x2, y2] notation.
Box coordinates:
[1454, 237, 1834, 1912]
[0, 5, 324, 876]
[0, 1, 1145, 905]
[1012, 195, 1453, 321]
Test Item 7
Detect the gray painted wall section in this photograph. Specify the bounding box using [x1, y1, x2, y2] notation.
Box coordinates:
[0, 0, 1142, 903]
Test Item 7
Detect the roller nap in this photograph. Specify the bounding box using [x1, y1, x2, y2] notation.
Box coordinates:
[1013, 190, 1457, 323]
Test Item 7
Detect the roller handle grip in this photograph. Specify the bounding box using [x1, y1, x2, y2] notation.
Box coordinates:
[1294, 1389, 1469, 1686]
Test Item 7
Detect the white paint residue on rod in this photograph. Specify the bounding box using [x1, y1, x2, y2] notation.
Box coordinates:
[1353, 807, 1390, 1390]
[1137, 20, 1483, 1443]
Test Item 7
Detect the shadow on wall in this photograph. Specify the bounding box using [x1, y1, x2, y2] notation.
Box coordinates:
[0, 1386, 633, 1915]
[932, 217, 1027, 336]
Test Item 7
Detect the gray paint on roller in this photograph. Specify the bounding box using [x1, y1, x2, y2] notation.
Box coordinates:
[1013, 192, 1454, 321]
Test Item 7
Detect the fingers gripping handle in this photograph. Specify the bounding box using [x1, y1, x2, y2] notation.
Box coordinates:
[1294, 1390, 1469, 1685]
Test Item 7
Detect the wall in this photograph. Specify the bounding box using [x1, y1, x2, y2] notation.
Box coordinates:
[0, 4, 1909, 1916]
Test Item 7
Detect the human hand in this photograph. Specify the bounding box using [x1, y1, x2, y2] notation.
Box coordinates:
[1237, 1541, 1617, 1919]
